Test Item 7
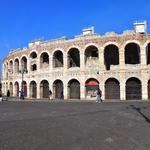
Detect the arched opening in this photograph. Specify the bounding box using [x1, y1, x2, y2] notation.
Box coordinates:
[147, 79, 150, 99]
[126, 77, 142, 100]
[31, 64, 37, 71]
[22, 81, 27, 97]
[85, 78, 99, 99]
[85, 46, 99, 68]
[53, 51, 63, 68]
[30, 81, 37, 98]
[40, 80, 49, 98]
[40, 52, 49, 68]
[104, 44, 119, 70]
[125, 43, 140, 64]
[21, 57, 27, 70]
[30, 52, 37, 59]
[14, 82, 19, 96]
[146, 43, 150, 65]
[105, 78, 120, 100]
[68, 79, 80, 99]
[9, 82, 13, 96]
[14, 59, 19, 73]
[9, 60, 13, 73]
[68, 48, 80, 68]
[53, 80, 64, 99]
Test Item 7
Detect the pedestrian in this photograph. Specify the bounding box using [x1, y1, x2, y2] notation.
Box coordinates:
[49, 90, 52, 101]
[7, 90, 10, 101]
[19, 89, 24, 100]
[96, 88, 102, 103]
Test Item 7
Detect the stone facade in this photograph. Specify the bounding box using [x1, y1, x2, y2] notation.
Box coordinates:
[1, 29, 150, 101]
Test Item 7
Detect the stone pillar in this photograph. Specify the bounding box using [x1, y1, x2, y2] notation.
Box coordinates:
[63, 83, 68, 100]
[99, 47, 105, 70]
[37, 82, 40, 99]
[119, 47, 125, 69]
[142, 80, 148, 100]
[64, 53, 68, 71]
[37, 56, 40, 70]
[80, 52, 85, 70]
[141, 46, 147, 65]
[120, 80, 126, 100]
[80, 82, 85, 100]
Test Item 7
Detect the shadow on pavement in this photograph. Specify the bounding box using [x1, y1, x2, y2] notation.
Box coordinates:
[130, 104, 150, 124]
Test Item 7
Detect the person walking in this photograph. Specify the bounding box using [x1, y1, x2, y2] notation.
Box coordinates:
[49, 90, 52, 101]
[96, 88, 102, 103]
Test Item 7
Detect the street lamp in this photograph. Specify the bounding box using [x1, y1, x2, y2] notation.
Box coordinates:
[19, 62, 28, 99]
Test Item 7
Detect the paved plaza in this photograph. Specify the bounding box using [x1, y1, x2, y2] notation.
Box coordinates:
[0, 100, 150, 150]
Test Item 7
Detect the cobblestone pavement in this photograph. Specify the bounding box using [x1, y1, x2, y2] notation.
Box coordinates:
[0, 100, 150, 150]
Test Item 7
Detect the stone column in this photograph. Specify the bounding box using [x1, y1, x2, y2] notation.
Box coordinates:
[99, 47, 105, 70]
[142, 80, 148, 100]
[37, 82, 40, 99]
[120, 80, 126, 100]
[141, 45, 147, 66]
[119, 47, 125, 70]
[80, 81, 85, 100]
[63, 82, 68, 100]
[64, 53, 68, 71]
[80, 52, 85, 70]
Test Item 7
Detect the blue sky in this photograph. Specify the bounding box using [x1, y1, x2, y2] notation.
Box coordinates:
[0, 0, 150, 67]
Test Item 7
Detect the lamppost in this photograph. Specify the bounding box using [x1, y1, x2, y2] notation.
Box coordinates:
[19, 62, 28, 99]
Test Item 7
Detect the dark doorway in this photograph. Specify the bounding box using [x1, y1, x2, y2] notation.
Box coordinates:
[105, 78, 120, 100]
[68, 48, 80, 68]
[30, 81, 37, 98]
[104, 44, 119, 70]
[68, 79, 80, 99]
[53, 51, 63, 68]
[40, 80, 49, 98]
[148, 80, 150, 99]
[146, 43, 150, 65]
[14, 82, 19, 96]
[22, 81, 27, 97]
[53, 80, 63, 99]
[125, 43, 140, 64]
[40, 52, 49, 68]
[126, 78, 142, 100]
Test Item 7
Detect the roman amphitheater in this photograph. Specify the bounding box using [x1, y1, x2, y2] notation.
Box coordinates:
[2, 22, 150, 101]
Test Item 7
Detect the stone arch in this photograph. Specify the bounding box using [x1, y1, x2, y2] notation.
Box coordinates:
[22, 81, 27, 97]
[68, 79, 80, 99]
[104, 44, 119, 70]
[14, 82, 19, 96]
[68, 48, 80, 68]
[21, 56, 28, 70]
[53, 80, 64, 99]
[9, 60, 13, 73]
[30, 81, 37, 98]
[146, 43, 150, 65]
[14, 58, 19, 73]
[9, 82, 13, 96]
[126, 77, 142, 100]
[30, 51, 37, 59]
[105, 78, 120, 100]
[40, 80, 49, 98]
[125, 43, 141, 64]
[85, 78, 99, 99]
[40, 52, 49, 68]
[53, 50, 63, 68]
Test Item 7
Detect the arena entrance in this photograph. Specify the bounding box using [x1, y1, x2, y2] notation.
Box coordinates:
[14, 82, 19, 96]
[53, 80, 64, 99]
[53, 51, 63, 68]
[105, 78, 120, 100]
[68, 79, 80, 99]
[30, 81, 37, 98]
[126, 78, 142, 100]
[22, 81, 27, 97]
[9, 82, 13, 96]
[40, 80, 49, 98]
[85, 78, 99, 99]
